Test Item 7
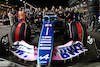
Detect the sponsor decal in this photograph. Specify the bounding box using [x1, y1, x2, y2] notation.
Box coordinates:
[39, 54, 49, 60]
[79, 33, 82, 40]
[18, 23, 22, 27]
[45, 24, 52, 27]
[40, 41, 51, 43]
[40, 36, 52, 44]
[42, 36, 52, 38]
[60, 52, 70, 59]
[41, 39, 51, 41]
[39, 47, 51, 50]
[40, 44, 51, 46]
[40, 61, 47, 63]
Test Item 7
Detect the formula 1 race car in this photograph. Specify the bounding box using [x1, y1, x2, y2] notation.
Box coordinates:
[0, 13, 100, 67]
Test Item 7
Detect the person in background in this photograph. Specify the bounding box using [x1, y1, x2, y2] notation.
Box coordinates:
[34, 8, 39, 19]
[37, 7, 43, 27]
[22, 8, 26, 21]
[55, 8, 58, 16]
[35, 8, 38, 12]
[34, 8, 39, 24]
[2, 11, 9, 24]
[69, 8, 74, 21]
[42, 8, 45, 17]
[15, 11, 18, 22]
[38, 7, 42, 22]
[34, 7, 42, 27]
[45, 7, 48, 12]
[51, 6, 56, 15]
[11, 8, 16, 23]
[26, 11, 29, 23]
[8, 11, 13, 26]
[29, 7, 34, 24]
[80, 11, 83, 21]
[58, 6, 64, 19]
[44, 7, 49, 15]
[64, 7, 70, 23]
[67, 8, 71, 22]
[51, 6, 55, 12]
[2, 11, 8, 19]
[18, 7, 25, 22]
[68, 8, 71, 12]
[75, 9, 79, 21]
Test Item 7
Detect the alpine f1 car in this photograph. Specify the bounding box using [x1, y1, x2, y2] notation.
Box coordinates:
[0, 13, 100, 67]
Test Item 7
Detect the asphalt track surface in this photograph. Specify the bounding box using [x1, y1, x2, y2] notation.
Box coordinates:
[0, 25, 100, 67]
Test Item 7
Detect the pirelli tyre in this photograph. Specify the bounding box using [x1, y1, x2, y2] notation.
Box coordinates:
[69, 21, 84, 42]
[66, 23, 70, 40]
[75, 22, 83, 42]
[80, 22, 87, 46]
[11, 22, 19, 42]
[11, 22, 31, 42]
[66, 22, 77, 41]
[88, 1, 99, 6]
[88, 6, 99, 12]
[26, 24, 31, 40]
[71, 22, 78, 41]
